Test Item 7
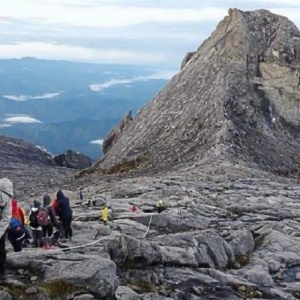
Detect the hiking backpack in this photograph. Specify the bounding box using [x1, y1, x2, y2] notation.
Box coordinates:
[8, 218, 23, 234]
[29, 209, 40, 228]
[37, 207, 51, 226]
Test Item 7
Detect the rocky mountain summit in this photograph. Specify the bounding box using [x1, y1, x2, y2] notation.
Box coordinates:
[3, 7, 300, 300]
[95, 8, 300, 175]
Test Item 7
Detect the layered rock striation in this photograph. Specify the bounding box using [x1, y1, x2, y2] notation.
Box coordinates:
[98, 8, 300, 174]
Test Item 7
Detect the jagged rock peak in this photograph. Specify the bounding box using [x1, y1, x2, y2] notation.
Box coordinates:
[93, 8, 300, 174]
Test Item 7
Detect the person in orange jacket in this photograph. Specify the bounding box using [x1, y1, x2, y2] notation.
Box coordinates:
[8, 199, 31, 252]
[20, 207, 31, 248]
[11, 199, 25, 224]
[51, 198, 64, 243]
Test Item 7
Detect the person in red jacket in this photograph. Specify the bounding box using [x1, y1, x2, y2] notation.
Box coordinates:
[8, 199, 31, 252]
[52, 199, 60, 217]
[130, 204, 137, 213]
[51, 198, 64, 243]
[11, 199, 25, 224]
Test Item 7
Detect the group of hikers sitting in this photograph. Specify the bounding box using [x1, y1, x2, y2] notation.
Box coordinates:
[8, 189, 73, 252]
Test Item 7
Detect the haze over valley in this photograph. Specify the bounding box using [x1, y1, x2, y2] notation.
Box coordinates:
[0, 58, 173, 158]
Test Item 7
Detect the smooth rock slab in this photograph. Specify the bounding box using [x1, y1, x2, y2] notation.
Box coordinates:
[0, 291, 12, 300]
[44, 255, 118, 298]
[115, 285, 140, 300]
[73, 294, 95, 300]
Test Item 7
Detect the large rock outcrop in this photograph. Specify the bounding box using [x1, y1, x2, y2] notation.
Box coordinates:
[0, 135, 74, 199]
[0, 135, 55, 167]
[96, 8, 300, 174]
[53, 149, 93, 170]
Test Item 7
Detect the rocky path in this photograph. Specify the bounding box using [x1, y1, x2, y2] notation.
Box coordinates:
[1, 164, 300, 299]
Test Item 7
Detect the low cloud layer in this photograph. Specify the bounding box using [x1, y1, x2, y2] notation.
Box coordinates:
[3, 114, 43, 124]
[1, 1, 300, 67]
[90, 70, 176, 91]
[2, 91, 63, 101]
[90, 139, 104, 145]
[0, 124, 12, 128]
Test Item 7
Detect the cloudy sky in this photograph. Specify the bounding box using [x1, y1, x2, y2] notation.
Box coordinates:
[1, 0, 300, 67]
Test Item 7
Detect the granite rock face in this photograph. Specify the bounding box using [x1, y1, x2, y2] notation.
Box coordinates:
[97, 8, 300, 174]
[0, 135, 74, 199]
[4, 8, 300, 300]
[0, 135, 55, 167]
[53, 149, 93, 170]
[102, 110, 133, 155]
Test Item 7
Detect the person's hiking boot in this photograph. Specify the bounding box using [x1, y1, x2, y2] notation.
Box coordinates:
[68, 238, 73, 243]
[60, 238, 67, 243]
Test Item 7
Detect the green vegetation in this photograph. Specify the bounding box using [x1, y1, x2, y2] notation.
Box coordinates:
[101, 154, 150, 175]
[231, 284, 269, 299]
[39, 279, 84, 299]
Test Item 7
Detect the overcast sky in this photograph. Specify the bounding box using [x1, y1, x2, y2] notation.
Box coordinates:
[1, 0, 300, 68]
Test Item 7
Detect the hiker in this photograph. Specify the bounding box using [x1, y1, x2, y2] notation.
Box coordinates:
[78, 188, 84, 202]
[101, 205, 108, 225]
[7, 199, 31, 253]
[20, 207, 31, 248]
[130, 204, 137, 213]
[11, 199, 25, 224]
[0, 178, 13, 279]
[130, 204, 137, 220]
[51, 198, 64, 243]
[28, 200, 43, 248]
[40, 194, 58, 249]
[56, 190, 73, 243]
[156, 199, 165, 213]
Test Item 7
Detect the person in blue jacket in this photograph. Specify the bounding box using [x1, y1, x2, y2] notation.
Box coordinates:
[56, 190, 73, 243]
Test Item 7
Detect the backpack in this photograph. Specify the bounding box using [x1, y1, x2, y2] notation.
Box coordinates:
[29, 209, 40, 228]
[8, 218, 23, 234]
[37, 207, 51, 226]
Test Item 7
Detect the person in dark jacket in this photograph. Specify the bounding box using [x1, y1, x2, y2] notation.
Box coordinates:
[57, 190, 73, 242]
[7, 217, 30, 253]
[41, 194, 58, 249]
[28, 200, 43, 247]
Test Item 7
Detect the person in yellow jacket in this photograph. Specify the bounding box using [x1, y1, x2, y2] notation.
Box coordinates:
[20, 208, 29, 225]
[156, 199, 164, 213]
[101, 205, 108, 225]
[20, 207, 31, 247]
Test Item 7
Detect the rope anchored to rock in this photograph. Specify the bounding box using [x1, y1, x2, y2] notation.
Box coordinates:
[7, 232, 117, 257]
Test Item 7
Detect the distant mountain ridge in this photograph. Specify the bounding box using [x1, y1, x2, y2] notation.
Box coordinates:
[0, 57, 174, 159]
[0, 134, 93, 170]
